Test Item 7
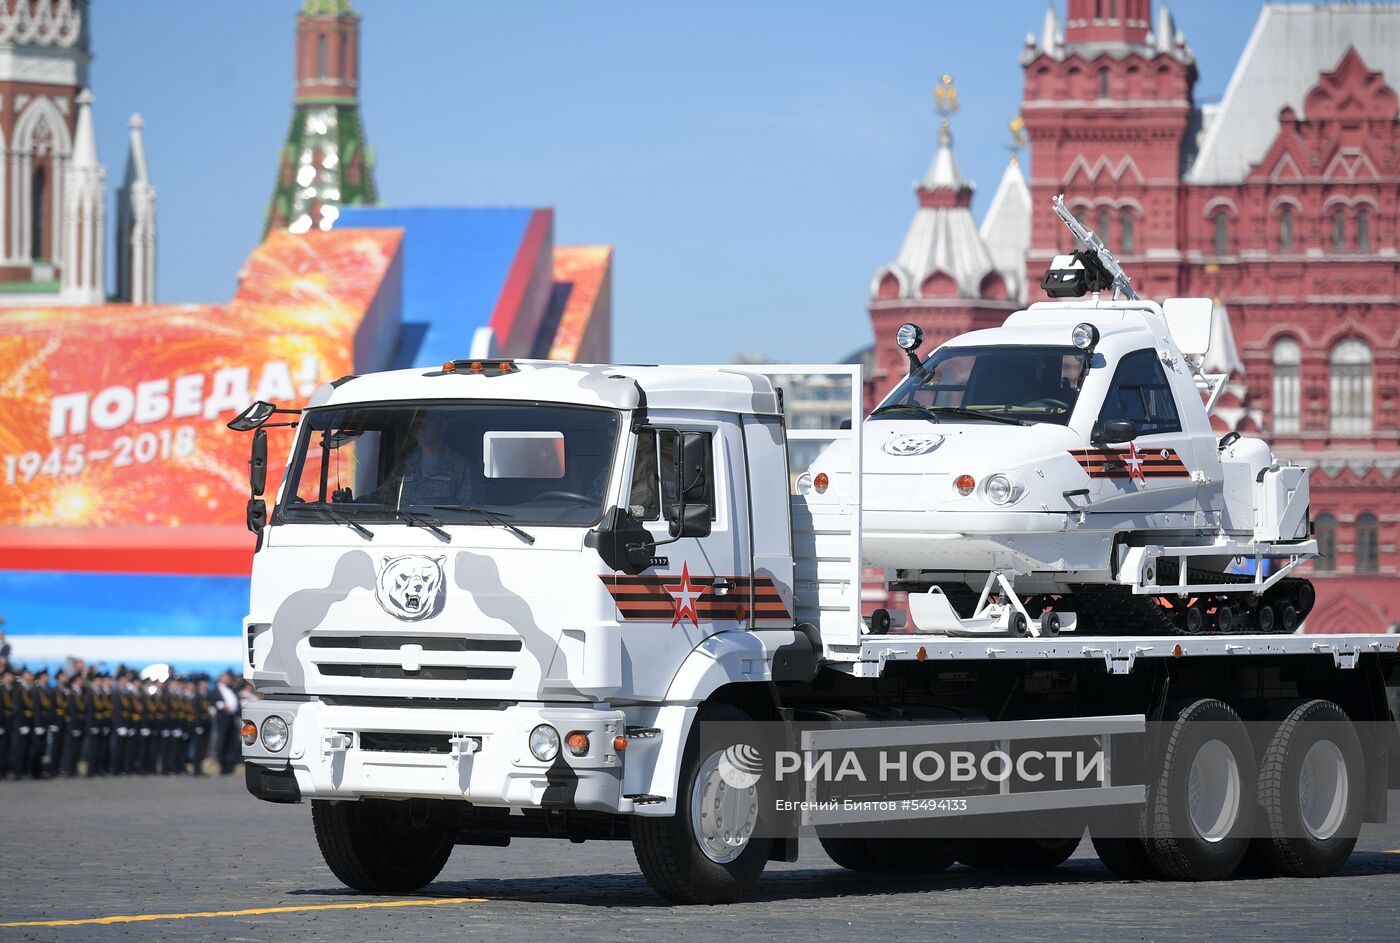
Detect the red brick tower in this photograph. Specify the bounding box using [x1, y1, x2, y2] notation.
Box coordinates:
[1020, 0, 1196, 300]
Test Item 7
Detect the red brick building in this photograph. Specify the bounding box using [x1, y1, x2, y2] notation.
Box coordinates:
[870, 1, 1399, 633]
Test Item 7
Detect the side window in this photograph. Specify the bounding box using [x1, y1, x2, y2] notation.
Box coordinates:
[627, 429, 717, 521]
[1097, 349, 1182, 436]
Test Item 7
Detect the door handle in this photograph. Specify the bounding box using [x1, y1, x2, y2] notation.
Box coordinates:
[711, 577, 734, 597]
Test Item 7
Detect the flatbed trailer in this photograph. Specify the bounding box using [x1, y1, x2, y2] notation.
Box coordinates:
[232, 361, 1400, 904]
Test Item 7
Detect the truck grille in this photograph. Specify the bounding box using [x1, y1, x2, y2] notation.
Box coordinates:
[358, 731, 455, 754]
[308, 633, 521, 685]
[308, 635, 521, 653]
[319, 664, 513, 681]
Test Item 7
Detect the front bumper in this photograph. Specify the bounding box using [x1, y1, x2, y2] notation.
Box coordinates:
[241, 698, 627, 812]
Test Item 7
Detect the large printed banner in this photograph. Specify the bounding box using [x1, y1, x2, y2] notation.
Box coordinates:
[0, 228, 402, 573]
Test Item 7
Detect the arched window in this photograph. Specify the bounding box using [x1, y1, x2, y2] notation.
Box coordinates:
[1271, 337, 1301, 434]
[1213, 211, 1229, 255]
[1355, 514, 1380, 574]
[1314, 514, 1337, 572]
[1120, 208, 1135, 254]
[1097, 208, 1113, 250]
[1330, 338, 1373, 434]
[1357, 206, 1371, 252]
[1098, 67, 1110, 99]
[1332, 206, 1346, 251]
[1279, 205, 1294, 252]
[317, 33, 328, 79]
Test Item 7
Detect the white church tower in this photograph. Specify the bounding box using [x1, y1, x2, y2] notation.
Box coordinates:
[116, 113, 156, 303]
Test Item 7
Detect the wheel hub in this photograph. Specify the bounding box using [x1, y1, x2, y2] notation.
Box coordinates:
[1187, 739, 1241, 843]
[1297, 739, 1347, 841]
[691, 749, 759, 864]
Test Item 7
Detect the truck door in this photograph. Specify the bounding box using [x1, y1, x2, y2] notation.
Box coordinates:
[603, 415, 752, 700]
[1084, 348, 1198, 526]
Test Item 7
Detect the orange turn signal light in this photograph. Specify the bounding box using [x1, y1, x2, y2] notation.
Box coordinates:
[240, 720, 257, 746]
[565, 731, 590, 757]
[954, 474, 976, 496]
[442, 360, 456, 373]
[613, 735, 629, 752]
[813, 472, 829, 494]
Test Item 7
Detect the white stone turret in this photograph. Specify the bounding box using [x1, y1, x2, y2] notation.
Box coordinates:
[979, 156, 1032, 303]
[60, 88, 104, 304]
[117, 113, 156, 304]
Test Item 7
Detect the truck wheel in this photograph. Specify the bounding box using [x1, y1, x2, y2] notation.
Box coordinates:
[1092, 834, 1158, 879]
[818, 831, 886, 872]
[958, 835, 1081, 870]
[1143, 699, 1256, 881]
[1250, 699, 1363, 877]
[631, 703, 772, 904]
[311, 799, 453, 893]
[864, 836, 958, 873]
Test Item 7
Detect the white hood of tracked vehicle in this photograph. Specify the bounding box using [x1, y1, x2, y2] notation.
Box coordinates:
[861, 419, 1082, 511]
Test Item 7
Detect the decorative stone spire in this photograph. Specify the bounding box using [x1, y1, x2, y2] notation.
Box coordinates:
[1155, 0, 1179, 53]
[1040, 2, 1063, 55]
[60, 88, 104, 304]
[117, 113, 157, 304]
[266, 0, 376, 234]
[980, 133, 1033, 304]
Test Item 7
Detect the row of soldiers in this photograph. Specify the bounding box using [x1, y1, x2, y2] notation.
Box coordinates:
[0, 665, 217, 779]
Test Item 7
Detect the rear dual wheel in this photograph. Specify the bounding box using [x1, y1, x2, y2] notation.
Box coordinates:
[1092, 698, 1256, 881]
[1250, 699, 1363, 877]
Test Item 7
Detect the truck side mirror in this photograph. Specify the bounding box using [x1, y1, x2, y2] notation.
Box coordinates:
[250, 428, 268, 497]
[667, 502, 711, 539]
[1098, 419, 1138, 444]
[228, 400, 277, 432]
[586, 507, 658, 574]
[246, 498, 268, 533]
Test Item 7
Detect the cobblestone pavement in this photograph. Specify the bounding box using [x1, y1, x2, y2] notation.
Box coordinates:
[2, 775, 1399, 942]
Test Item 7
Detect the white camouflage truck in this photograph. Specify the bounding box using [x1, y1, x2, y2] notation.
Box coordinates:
[232, 210, 1400, 905]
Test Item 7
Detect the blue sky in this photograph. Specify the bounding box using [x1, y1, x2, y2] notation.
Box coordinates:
[90, 1, 1270, 364]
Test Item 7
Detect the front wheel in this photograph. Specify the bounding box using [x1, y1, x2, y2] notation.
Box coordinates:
[311, 798, 454, 893]
[631, 703, 772, 903]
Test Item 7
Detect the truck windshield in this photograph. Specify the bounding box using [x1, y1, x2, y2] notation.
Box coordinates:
[279, 402, 620, 527]
[876, 345, 1083, 426]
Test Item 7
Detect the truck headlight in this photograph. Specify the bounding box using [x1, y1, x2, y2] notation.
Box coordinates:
[260, 715, 289, 753]
[529, 724, 560, 762]
[985, 474, 1016, 506]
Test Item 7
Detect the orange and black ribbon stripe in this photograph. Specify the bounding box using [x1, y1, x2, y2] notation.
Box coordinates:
[1068, 447, 1191, 479]
[600, 574, 791, 623]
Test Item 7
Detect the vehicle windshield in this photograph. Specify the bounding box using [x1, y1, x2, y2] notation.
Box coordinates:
[876, 344, 1084, 426]
[279, 401, 620, 527]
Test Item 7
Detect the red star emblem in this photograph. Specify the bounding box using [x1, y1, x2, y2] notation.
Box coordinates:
[1123, 441, 1147, 483]
[665, 563, 704, 628]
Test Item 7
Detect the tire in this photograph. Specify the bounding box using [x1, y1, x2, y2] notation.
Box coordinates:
[864, 836, 959, 873]
[958, 834, 1081, 870]
[631, 703, 772, 904]
[1039, 611, 1062, 637]
[1009, 612, 1029, 637]
[818, 831, 886, 872]
[311, 799, 453, 893]
[1142, 699, 1256, 881]
[1092, 833, 1159, 879]
[1250, 699, 1363, 877]
[1280, 604, 1299, 632]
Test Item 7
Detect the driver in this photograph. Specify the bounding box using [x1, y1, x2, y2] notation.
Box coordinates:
[380, 414, 471, 508]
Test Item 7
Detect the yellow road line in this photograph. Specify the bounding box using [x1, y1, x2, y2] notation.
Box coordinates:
[0, 896, 489, 928]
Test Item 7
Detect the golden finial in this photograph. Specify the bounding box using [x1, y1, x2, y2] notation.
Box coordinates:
[933, 74, 959, 119]
[1007, 115, 1028, 165]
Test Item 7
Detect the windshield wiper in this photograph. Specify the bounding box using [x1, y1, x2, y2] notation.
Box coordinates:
[302, 503, 374, 541]
[870, 403, 940, 422]
[394, 509, 451, 543]
[929, 406, 1031, 427]
[431, 505, 536, 545]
